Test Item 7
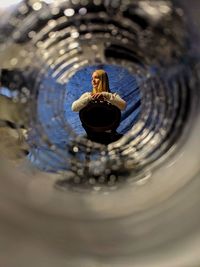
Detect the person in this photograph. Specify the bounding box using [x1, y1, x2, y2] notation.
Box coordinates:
[71, 69, 126, 112]
[71, 69, 127, 144]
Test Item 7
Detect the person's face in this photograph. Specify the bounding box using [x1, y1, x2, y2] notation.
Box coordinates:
[92, 72, 100, 89]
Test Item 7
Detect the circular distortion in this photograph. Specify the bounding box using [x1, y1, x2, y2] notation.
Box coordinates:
[0, 1, 200, 266]
[10, 0, 194, 189]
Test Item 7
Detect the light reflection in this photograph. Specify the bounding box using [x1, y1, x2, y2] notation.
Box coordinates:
[64, 8, 75, 17]
[79, 7, 87, 16]
[139, 0, 172, 22]
[42, 0, 54, 4]
[0, 0, 22, 8]
[32, 2, 42, 11]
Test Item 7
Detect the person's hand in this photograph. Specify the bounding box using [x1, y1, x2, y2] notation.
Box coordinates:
[91, 93, 105, 101]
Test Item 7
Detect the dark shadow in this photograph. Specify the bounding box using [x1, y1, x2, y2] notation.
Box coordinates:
[79, 100, 122, 145]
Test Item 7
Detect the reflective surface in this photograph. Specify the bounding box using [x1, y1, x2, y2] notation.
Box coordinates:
[0, 0, 200, 266]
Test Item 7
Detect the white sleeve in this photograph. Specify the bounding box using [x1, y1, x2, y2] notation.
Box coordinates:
[71, 92, 92, 112]
[102, 92, 127, 110]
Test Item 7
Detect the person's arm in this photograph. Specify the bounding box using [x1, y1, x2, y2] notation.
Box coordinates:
[71, 92, 92, 112]
[102, 92, 127, 110]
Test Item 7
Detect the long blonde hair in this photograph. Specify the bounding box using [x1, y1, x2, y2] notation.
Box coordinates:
[92, 69, 111, 94]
